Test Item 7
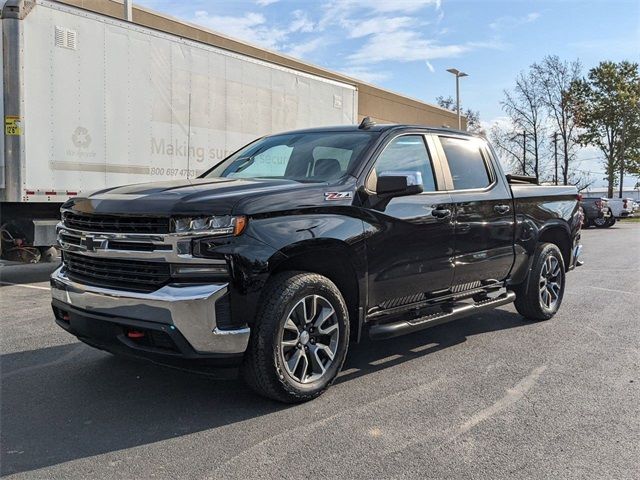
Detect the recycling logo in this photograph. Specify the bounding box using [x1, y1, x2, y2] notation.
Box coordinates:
[72, 126, 92, 148]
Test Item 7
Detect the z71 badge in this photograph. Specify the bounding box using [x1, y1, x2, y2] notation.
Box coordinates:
[324, 191, 353, 201]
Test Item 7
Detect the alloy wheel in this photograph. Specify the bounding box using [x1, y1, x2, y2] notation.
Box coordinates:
[280, 294, 340, 384]
[539, 255, 562, 310]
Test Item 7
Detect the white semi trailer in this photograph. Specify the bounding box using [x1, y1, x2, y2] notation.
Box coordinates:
[0, 0, 358, 256]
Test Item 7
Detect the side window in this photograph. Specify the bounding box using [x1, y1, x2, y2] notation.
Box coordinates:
[227, 145, 292, 178]
[373, 135, 437, 192]
[439, 137, 491, 190]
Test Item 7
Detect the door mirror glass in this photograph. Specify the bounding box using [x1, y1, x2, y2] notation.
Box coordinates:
[376, 171, 424, 197]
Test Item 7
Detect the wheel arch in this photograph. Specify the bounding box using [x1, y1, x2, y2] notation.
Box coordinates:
[537, 224, 572, 269]
[269, 239, 366, 343]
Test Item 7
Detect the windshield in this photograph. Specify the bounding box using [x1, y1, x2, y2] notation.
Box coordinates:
[204, 132, 377, 182]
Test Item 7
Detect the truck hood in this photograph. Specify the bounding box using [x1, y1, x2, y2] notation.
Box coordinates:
[63, 177, 355, 216]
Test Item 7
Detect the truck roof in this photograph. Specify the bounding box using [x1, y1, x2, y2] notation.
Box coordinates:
[269, 124, 477, 137]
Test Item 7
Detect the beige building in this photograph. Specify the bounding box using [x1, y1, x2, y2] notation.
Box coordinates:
[56, 0, 464, 129]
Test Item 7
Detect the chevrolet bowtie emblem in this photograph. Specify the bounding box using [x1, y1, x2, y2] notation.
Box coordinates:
[81, 234, 96, 252]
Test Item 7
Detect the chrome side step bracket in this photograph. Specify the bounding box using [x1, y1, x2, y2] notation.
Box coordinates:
[369, 291, 516, 341]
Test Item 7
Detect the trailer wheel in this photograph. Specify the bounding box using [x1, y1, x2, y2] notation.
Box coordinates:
[242, 272, 349, 403]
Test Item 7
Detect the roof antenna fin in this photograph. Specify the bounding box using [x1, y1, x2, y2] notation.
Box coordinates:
[359, 116, 375, 130]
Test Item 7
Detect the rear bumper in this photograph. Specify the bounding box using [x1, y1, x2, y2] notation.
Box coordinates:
[50, 267, 250, 361]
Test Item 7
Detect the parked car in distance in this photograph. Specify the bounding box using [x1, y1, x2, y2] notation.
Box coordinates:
[50, 121, 583, 402]
[581, 197, 614, 228]
[605, 197, 636, 218]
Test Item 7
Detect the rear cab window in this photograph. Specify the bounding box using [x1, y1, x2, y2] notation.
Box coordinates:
[439, 136, 492, 190]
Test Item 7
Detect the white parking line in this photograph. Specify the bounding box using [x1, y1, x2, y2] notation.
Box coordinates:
[577, 269, 640, 272]
[0, 281, 50, 291]
[588, 286, 635, 295]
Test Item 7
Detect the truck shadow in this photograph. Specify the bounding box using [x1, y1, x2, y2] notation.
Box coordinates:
[1, 308, 527, 476]
[338, 308, 528, 383]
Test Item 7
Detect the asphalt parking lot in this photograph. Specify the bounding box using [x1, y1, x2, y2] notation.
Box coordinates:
[1, 222, 638, 479]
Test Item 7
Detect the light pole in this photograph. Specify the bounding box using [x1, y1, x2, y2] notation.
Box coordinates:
[446, 68, 468, 130]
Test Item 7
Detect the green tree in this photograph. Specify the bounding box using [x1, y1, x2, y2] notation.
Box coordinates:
[571, 61, 640, 197]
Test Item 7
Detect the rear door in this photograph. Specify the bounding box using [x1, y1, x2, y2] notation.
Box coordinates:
[434, 135, 515, 287]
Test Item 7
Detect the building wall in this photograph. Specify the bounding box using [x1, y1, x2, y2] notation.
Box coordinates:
[55, 0, 463, 129]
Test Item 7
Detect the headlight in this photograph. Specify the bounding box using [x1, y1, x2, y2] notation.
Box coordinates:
[171, 215, 247, 236]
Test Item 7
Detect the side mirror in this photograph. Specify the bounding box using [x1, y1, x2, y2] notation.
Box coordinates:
[376, 171, 424, 198]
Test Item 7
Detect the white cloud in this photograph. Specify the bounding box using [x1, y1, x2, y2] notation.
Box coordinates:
[337, 66, 392, 83]
[348, 29, 471, 64]
[188, 0, 500, 90]
[345, 16, 415, 38]
[331, 0, 439, 14]
[483, 115, 514, 133]
[319, 0, 440, 30]
[317, 0, 495, 72]
[289, 10, 315, 33]
[490, 12, 541, 31]
[193, 11, 288, 49]
[192, 8, 316, 51]
[255, 0, 279, 6]
[286, 37, 326, 59]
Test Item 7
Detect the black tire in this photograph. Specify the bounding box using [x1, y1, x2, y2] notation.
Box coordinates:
[513, 243, 565, 321]
[594, 212, 614, 228]
[242, 271, 350, 403]
[607, 213, 616, 227]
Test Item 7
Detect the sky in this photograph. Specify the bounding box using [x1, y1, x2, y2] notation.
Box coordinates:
[136, 0, 640, 189]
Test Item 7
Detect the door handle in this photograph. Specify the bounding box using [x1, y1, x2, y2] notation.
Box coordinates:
[432, 208, 451, 219]
[494, 204, 510, 214]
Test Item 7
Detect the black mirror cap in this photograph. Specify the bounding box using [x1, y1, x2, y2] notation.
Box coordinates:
[376, 175, 424, 197]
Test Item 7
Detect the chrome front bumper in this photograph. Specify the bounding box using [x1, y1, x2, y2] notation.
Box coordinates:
[50, 267, 250, 355]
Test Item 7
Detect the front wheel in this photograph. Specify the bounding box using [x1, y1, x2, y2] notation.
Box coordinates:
[242, 272, 349, 403]
[513, 243, 565, 321]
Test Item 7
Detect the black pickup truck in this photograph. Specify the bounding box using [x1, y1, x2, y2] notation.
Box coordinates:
[51, 121, 582, 402]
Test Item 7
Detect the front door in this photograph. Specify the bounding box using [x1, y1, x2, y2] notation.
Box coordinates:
[364, 133, 455, 312]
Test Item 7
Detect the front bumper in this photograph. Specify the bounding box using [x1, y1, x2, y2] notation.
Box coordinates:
[50, 267, 250, 360]
[571, 243, 583, 268]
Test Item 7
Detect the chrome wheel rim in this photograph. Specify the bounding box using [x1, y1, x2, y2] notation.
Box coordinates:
[594, 217, 606, 226]
[280, 295, 339, 384]
[539, 255, 562, 310]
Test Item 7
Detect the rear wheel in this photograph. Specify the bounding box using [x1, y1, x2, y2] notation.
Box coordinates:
[513, 243, 565, 321]
[607, 212, 616, 227]
[594, 211, 615, 228]
[242, 272, 349, 403]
